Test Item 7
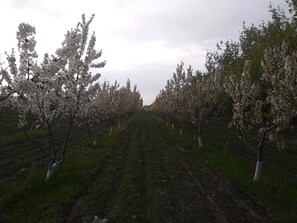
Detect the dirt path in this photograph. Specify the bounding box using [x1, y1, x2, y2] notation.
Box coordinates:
[65, 113, 273, 223]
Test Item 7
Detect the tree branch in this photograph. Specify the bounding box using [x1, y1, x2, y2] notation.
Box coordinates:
[23, 127, 48, 155]
[237, 128, 257, 152]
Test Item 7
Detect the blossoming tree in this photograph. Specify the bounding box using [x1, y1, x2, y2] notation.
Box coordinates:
[1, 15, 105, 181]
[87, 79, 142, 144]
[151, 62, 222, 147]
[224, 42, 297, 180]
[151, 62, 192, 130]
[184, 69, 222, 147]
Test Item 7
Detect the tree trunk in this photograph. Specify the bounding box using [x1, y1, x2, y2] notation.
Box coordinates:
[197, 134, 203, 147]
[253, 145, 263, 181]
[180, 129, 183, 136]
[109, 126, 113, 136]
[228, 122, 233, 128]
[60, 114, 75, 165]
[45, 162, 59, 181]
[171, 123, 174, 130]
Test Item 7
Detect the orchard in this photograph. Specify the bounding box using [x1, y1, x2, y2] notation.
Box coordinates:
[0, 1, 296, 222]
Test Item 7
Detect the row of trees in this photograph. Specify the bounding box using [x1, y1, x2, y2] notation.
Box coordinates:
[88, 79, 143, 144]
[0, 15, 142, 181]
[151, 1, 297, 181]
[151, 62, 222, 148]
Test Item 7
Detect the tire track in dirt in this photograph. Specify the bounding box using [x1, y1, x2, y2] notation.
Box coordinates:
[149, 117, 273, 223]
[65, 127, 134, 223]
[179, 159, 228, 223]
[197, 161, 271, 222]
[107, 115, 149, 222]
[66, 116, 150, 222]
[65, 113, 274, 223]
[144, 118, 219, 222]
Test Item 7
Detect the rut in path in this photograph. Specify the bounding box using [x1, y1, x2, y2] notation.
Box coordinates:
[66, 113, 272, 223]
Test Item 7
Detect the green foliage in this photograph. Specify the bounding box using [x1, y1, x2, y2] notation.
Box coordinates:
[206, 40, 243, 77]
[208, 1, 297, 86]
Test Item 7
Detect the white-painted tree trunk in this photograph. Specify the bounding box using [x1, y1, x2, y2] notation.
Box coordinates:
[228, 122, 233, 128]
[180, 129, 183, 136]
[45, 162, 59, 181]
[171, 123, 174, 130]
[198, 135, 203, 147]
[92, 139, 97, 146]
[117, 121, 121, 129]
[109, 126, 113, 136]
[253, 161, 263, 181]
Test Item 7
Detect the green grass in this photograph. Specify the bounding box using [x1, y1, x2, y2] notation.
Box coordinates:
[154, 116, 297, 223]
[1, 111, 296, 222]
[0, 131, 121, 223]
[196, 143, 297, 223]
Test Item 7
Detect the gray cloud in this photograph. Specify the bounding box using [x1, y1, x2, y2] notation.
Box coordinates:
[11, 0, 33, 9]
[4, 0, 291, 105]
[11, 0, 64, 17]
[114, 0, 289, 47]
[104, 0, 289, 104]
[102, 62, 179, 105]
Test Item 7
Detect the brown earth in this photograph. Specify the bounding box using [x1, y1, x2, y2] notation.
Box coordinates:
[63, 114, 273, 223]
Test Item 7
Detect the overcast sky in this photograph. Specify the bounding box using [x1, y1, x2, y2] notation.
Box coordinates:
[0, 0, 289, 105]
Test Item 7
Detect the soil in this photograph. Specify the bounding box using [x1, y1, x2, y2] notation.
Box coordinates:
[63, 114, 273, 223]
